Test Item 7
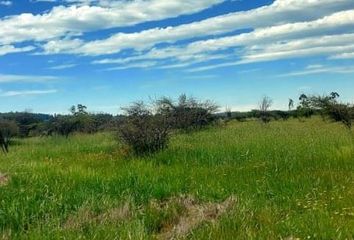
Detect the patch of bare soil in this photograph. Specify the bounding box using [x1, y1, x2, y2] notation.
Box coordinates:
[0, 173, 10, 187]
[64, 201, 131, 230]
[157, 195, 236, 240]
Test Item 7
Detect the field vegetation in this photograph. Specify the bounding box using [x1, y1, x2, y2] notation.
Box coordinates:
[0, 93, 354, 239]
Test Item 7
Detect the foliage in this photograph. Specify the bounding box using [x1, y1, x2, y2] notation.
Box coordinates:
[117, 102, 170, 155]
[51, 115, 79, 138]
[297, 92, 354, 128]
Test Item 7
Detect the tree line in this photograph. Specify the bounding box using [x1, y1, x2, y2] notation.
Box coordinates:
[1, 92, 353, 154]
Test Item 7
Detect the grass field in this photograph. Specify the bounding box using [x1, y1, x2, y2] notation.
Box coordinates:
[0, 118, 353, 239]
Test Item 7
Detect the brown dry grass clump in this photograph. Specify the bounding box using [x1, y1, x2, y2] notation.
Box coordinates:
[156, 195, 236, 240]
[64, 201, 131, 230]
[0, 173, 10, 187]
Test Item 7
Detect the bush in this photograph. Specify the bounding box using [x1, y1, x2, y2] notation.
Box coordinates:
[118, 102, 170, 155]
[325, 103, 353, 129]
[0, 119, 19, 153]
[156, 94, 218, 131]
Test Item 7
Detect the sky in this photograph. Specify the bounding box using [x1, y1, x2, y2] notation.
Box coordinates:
[0, 0, 354, 114]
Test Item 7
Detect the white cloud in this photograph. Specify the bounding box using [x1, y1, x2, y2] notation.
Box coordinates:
[48, 63, 76, 70]
[1, 89, 57, 97]
[0, 45, 35, 56]
[91, 10, 354, 71]
[0, 74, 58, 82]
[330, 52, 354, 59]
[277, 65, 354, 77]
[40, 0, 354, 56]
[0, 1, 11, 6]
[0, 0, 223, 45]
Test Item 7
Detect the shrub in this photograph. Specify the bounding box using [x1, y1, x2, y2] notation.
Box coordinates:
[156, 94, 218, 131]
[0, 119, 19, 153]
[325, 103, 353, 129]
[118, 102, 170, 155]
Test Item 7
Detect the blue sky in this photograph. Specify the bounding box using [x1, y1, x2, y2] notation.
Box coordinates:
[0, 0, 354, 114]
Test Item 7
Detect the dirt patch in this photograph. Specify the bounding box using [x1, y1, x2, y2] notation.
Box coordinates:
[0, 173, 10, 187]
[64, 201, 132, 230]
[156, 195, 236, 240]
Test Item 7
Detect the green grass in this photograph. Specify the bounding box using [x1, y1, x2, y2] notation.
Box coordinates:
[0, 118, 353, 239]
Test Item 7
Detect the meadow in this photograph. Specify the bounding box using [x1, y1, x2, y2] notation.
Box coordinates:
[0, 118, 353, 239]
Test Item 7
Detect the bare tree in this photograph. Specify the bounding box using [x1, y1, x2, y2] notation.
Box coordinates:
[259, 96, 273, 123]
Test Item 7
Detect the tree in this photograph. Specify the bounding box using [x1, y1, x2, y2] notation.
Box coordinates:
[305, 92, 353, 129]
[259, 96, 273, 123]
[76, 104, 88, 115]
[330, 92, 340, 100]
[51, 116, 78, 138]
[288, 99, 294, 111]
[297, 94, 314, 118]
[0, 119, 19, 153]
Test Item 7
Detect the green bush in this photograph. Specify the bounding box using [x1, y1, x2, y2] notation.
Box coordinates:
[118, 102, 170, 155]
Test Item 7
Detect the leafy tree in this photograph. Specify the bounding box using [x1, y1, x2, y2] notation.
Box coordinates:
[297, 94, 314, 118]
[330, 92, 340, 100]
[51, 116, 78, 138]
[305, 93, 353, 128]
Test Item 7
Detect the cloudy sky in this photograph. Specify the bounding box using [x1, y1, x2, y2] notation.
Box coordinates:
[0, 0, 354, 114]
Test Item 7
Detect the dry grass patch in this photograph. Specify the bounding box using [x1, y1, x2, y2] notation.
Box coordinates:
[0, 173, 10, 187]
[156, 195, 236, 240]
[64, 201, 132, 230]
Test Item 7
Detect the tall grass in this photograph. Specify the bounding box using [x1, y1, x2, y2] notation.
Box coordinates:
[0, 118, 353, 239]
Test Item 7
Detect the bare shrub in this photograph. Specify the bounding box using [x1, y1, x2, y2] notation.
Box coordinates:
[156, 94, 219, 131]
[259, 96, 273, 123]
